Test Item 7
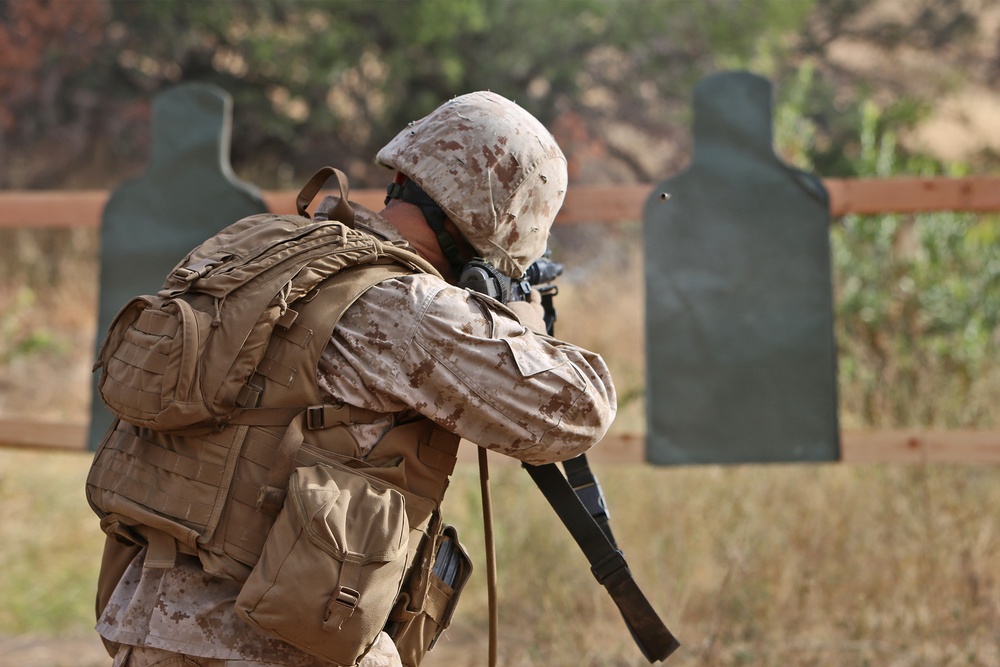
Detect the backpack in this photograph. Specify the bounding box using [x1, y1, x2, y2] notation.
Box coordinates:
[93, 167, 436, 434]
[88, 168, 472, 666]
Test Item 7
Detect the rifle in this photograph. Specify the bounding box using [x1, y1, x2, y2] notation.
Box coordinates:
[460, 252, 680, 663]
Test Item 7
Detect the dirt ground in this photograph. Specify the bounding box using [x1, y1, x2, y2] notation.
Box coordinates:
[0, 633, 480, 667]
[0, 633, 111, 667]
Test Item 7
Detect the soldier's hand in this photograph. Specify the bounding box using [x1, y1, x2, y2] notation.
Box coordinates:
[505, 288, 547, 335]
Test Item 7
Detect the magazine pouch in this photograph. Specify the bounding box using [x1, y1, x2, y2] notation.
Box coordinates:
[236, 462, 410, 666]
[389, 523, 473, 667]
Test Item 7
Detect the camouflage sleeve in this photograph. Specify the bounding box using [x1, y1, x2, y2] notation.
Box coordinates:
[318, 273, 617, 465]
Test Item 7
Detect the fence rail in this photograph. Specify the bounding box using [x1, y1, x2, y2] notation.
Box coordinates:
[3, 175, 1000, 462]
[3, 418, 1000, 464]
[3, 176, 1000, 230]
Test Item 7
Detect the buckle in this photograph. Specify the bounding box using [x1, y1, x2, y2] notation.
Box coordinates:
[334, 586, 360, 609]
[172, 267, 197, 281]
[173, 257, 219, 283]
[591, 550, 629, 586]
[306, 406, 325, 430]
[573, 480, 611, 522]
[306, 404, 350, 430]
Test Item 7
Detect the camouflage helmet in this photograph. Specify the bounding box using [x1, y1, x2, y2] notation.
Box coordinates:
[376, 91, 568, 278]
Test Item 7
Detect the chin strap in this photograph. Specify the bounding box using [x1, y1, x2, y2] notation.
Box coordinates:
[385, 173, 469, 277]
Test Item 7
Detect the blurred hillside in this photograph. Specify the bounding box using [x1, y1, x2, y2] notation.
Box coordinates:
[2, 0, 1000, 433]
[1, 0, 999, 192]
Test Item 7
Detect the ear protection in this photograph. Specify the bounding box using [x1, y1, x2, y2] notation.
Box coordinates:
[384, 173, 538, 303]
[457, 260, 516, 302]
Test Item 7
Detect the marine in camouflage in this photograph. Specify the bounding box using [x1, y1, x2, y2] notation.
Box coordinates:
[98, 209, 617, 664]
[97, 91, 615, 667]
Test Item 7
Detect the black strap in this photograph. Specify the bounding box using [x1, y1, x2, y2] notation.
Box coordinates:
[561, 454, 616, 547]
[386, 178, 468, 276]
[523, 456, 680, 662]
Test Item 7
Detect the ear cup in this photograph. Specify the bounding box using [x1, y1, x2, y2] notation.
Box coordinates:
[457, 260, 511, 302]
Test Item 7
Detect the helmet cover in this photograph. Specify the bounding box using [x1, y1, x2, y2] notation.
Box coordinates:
[376, 91, 567, 277]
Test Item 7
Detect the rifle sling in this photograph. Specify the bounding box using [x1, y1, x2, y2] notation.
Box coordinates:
[561, 454, 616, 547]
[522, 456, 680, 662]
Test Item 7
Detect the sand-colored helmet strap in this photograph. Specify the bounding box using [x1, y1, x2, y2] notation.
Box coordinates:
[385, 174, 469, 276]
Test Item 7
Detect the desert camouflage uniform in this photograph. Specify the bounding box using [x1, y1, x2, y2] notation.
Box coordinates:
[97, 214, 617, 666]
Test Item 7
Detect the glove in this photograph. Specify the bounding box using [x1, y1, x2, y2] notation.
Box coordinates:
[504, 288, 547, 335]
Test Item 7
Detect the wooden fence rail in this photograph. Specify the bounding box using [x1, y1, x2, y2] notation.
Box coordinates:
[3, 176, 1000, 229]
[3, 175, 1000, 462]
[3, 417, 1000, 464]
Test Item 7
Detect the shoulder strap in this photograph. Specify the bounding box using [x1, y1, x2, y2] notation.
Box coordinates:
[523, 456, 680, 662]
[232, 261, 420, 424]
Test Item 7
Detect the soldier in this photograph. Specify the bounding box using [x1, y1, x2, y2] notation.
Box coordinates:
[94, 91, 616, 667]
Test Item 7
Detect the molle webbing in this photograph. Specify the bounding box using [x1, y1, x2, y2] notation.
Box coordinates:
[87, 260, 462, 584]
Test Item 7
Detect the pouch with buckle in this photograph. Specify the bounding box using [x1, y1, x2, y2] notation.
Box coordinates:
[236, 462, 410, 666]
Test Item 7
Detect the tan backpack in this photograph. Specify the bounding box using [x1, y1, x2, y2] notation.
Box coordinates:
[93, 167, 435, 434]
[89, 168, 472, 666]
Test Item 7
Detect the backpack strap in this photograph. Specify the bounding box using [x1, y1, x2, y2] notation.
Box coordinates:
[253, 401, 387, 515]
[226, 403, 383, 427]
[297, 166, 355, 228]
[523, 457, 680, 663]
[249, 259, 425, 513]
[233, 259, 425, 423]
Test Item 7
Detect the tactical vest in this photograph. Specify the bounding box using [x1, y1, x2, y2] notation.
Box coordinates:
[88, 206, 470, 667]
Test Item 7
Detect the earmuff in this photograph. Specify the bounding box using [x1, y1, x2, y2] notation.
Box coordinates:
[457, 260, 515, 302]
[384, 173, 542, 304]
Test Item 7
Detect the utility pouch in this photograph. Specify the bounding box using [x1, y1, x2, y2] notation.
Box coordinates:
[235, 463, 410, 666]
[388, 523, 473, 667]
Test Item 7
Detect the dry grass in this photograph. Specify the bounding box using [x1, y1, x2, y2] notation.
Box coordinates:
[0, 228, 98, 422]
[3, 225, 1000, 666]
[0, 450, 105, 636]
[439, 461, 1000, 667]
[1, 450, 998, 666]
